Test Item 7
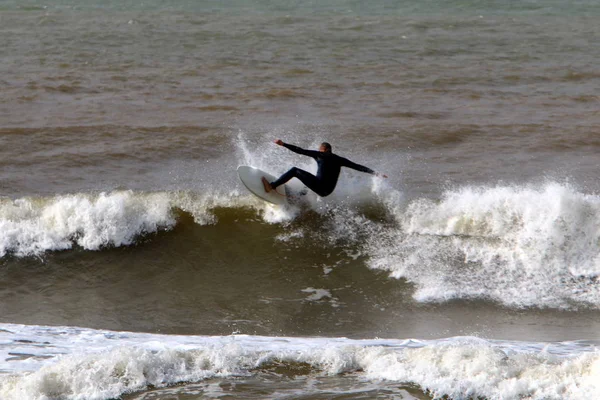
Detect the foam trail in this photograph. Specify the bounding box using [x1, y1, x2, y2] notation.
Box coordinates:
[368, 182, 600, 309]
[1, 323, 599, 400]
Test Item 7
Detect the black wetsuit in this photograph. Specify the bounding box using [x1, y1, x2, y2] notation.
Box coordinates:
[270, 143, 375, 197]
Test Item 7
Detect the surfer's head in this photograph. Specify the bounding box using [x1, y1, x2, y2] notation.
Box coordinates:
[319, 142, 332, 153]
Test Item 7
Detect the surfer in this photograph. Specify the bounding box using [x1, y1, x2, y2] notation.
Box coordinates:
[262, 140, 387, 197]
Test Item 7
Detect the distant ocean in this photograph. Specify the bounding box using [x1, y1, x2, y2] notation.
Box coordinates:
[2, 1, 600, 399]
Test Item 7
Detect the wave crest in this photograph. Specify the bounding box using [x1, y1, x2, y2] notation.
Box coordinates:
[369, 182, 600, 309]
[0, 191, 176, 257]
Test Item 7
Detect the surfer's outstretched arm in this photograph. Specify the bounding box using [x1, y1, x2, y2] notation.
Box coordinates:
[340, 157, 388, 178]
[274, 139, 320, 158]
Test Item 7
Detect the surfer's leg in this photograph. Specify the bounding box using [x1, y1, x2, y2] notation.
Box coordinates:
[271, 167, 324, 195]
[270, 167, 302, 188]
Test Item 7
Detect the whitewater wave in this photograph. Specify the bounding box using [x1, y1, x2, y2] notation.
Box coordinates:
[369, 182, 600, 309]
[0, 191, 172, 257]
[0, 172, 388, 258]
[0, 323, 598, 400]
[0, 189, 290, 257]
[2, 181, 600, 310]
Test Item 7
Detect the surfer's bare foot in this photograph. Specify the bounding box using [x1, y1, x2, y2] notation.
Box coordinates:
[261, 177, 273, 193]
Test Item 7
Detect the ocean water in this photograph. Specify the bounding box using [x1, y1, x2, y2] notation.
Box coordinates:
[2, 1, 600, 399]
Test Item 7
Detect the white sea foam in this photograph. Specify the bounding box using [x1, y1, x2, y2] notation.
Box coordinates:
[368, 182, 600, 309]
[302, 287, 332, 301]
[0, 191, 176, 257]
[0, 189, 297, 257]
[0, 323, 598, 400]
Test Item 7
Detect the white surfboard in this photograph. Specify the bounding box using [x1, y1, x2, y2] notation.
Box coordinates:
[237, 166, 288, 205]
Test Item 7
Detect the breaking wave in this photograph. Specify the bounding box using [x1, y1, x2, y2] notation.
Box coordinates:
[2, 180, 600, 310]
[0, 323, 598, 400]
[368, 182, 600, 309]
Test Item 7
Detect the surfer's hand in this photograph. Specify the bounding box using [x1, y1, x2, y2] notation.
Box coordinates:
[377, 173, 388, 178]
[274, 139, 284, 146]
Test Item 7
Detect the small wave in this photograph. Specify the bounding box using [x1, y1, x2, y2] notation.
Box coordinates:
[196, 105, 239, 111]
[0, 323, 598, 400]
[258, 88, 307, 99]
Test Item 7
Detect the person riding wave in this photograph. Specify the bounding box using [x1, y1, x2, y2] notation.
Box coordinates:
[262, 139, 387, 197]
